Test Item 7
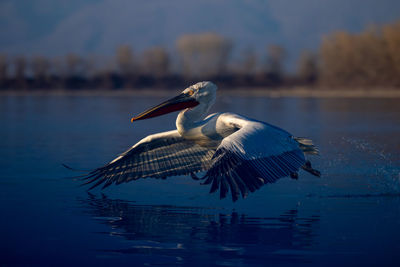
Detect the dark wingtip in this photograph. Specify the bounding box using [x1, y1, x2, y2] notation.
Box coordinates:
[62, 163, 90, 172]
[62, 164, 94, 180]
[62, 163, 74, 170]
[88, 179, 104, 190]
[101, 180, 113, 189]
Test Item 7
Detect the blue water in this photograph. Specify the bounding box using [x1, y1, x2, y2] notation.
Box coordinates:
[1, 94, 400, 266]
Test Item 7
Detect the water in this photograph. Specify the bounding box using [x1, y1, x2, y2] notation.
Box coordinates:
[1, 93, 399, 266]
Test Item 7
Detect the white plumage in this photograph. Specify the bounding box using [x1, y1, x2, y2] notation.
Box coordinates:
[78, 81, 320, 201]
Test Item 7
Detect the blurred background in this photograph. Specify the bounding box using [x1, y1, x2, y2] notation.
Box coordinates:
[1, 0, 400, 90]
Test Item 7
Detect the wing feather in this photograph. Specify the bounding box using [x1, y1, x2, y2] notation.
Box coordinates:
[81, 130, 215, 188]
[202, 114, 307, 201]
[77, 113, 317, 202]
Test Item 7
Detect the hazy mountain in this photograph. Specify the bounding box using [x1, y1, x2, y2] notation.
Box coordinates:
[1, 0, 399, 63]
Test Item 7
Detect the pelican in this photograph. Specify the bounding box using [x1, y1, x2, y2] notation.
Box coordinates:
[76, 81, 320, 201]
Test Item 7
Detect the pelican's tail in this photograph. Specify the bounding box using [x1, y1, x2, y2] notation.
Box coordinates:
[294, 137, 319, 155]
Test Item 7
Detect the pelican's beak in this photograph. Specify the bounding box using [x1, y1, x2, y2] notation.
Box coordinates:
[131, 93, 199, 122]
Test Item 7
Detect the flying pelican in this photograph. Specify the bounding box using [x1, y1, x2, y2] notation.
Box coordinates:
[76, 81, 320, 201]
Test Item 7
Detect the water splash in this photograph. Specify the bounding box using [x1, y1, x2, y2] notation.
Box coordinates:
[340, 136, 400, 193]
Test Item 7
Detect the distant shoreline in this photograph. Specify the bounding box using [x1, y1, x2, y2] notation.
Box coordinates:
[1, 87, 400, 98]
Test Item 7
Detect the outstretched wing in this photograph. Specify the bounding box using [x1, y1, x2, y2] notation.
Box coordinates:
[82, 130, 215, 189]
[202, 113, 306, 201]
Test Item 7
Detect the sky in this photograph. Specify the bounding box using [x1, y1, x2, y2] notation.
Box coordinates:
[0, 0, 399, 63]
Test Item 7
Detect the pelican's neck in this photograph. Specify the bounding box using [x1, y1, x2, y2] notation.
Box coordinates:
[176, 102, 210, 135]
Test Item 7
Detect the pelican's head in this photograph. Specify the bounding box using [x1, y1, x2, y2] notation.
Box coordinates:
[182, 81, 217, 107]
[131, 81, 217, 122]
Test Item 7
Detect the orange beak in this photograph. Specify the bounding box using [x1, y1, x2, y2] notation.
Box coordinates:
[131, 93, 199, 122]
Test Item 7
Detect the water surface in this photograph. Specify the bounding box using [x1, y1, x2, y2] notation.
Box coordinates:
[1, 94, 399, 266]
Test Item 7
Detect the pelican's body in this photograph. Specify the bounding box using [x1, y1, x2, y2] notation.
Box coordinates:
[79, 82, 320, 201]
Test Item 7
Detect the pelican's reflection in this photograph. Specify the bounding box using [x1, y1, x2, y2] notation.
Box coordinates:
[78, 194, 320, 265]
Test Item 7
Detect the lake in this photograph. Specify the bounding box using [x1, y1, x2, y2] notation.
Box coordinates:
[1, 92, 399, 266]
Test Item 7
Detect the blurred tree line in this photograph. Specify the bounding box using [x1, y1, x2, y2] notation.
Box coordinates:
[0, 20, 399, 90]
[319, 20, 400, 87]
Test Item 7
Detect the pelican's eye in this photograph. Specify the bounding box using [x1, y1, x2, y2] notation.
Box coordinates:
[187, 90, 194, 96]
